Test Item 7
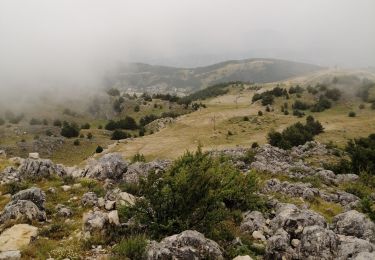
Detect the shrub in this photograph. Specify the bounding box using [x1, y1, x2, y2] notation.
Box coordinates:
[131, 153, 146, 163]
[87, 133, 93, 139]
[289, 85, 304, 94]
[251, 142, 259, 149]
[325, 88, 341, 101]
[81, 123, 90, 129]
[292, 100, 310, 110]
[112, 235, 147, 259]
[359, 104, 365, 109]
[30, 118, 42, 125]
[311, 96, 332, 112]
[346, 134, 375, 174]
[45, 130, 53, 136]
[105, 117, 138, 130]
[348, 111, 356, 117]
[2, 181, 31, 195]
[107, 88, 120, 96]
[95, 146, 103, 153]
[268, 116, 323, 149]
[258, 111, 263, 116]
[261, 95, 274, 106]
[73, 139, 80, 146]
[284, 110, 289, 115]
[39, 222, 70, 240]
[122, 148, 262, 239]
[243, 116, 249, 121]
[134, 105, 140, 112]
[98, 125, 103, 129]
[111, 130, 130, 140]
[60, 122, 80, 138]
[139, 114, 159, 127]
[293, 110, 305, 117]
[53, 119, 62, 127]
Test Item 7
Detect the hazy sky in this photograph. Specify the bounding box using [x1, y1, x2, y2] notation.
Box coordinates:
[0, 0, 374, 93]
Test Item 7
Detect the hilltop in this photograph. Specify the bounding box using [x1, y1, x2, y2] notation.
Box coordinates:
[104, 58, 323, 94]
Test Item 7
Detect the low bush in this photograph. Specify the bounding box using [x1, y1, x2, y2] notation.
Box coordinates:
[112, 235, 147, 259]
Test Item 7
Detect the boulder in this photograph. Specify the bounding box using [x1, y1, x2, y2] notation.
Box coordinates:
[18, 158, 55, 180]
[240, 211, 266, 234]
[337, 235, 375, 260]
[297, 225, 338, 259]
[0, 224, 38, 252]
[263, 179, 319, 201]
[123, 160, 171, 184]
[108, 210, 120, 226]
[354, 252, 375, 259]
[0, 200, 46, 224]
[0, 250, 21, 260]
[11, 187, 46, 210]
[56, 204, 72, 217]
[265, 229, 294, 260]
[81, 192, 98, 207]
[104, 189, 136, 207]
[82, 153, 128, 181]
[332, 210, 375, 242]
[270, 203, 327, 237]
[83, 210, 109, 233]
[146, 230, 223, 260]
[233, 256, 253, 260]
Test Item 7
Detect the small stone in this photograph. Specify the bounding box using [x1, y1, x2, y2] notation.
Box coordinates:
[97, 197, 105, 208]
[28, 152, 40, 159]
[108, 210, 120, 226]
[105, 200, 116, 211]
[252, 231, 266, 241]
[291, 239, 300, 247]
[233, 256, 253, 260]
[61, 185, 71, 192]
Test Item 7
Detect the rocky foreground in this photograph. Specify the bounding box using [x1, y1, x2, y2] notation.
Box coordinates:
[0, 141, 374, 259]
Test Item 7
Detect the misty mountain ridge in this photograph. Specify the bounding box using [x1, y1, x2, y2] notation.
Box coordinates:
[104, 58, 323, 94]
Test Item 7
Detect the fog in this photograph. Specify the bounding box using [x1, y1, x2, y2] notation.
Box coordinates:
[0, 0, 374, 99]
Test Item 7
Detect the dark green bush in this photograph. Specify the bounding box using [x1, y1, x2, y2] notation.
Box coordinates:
[95, 146, 103, 153]
[122, 148, 262, 239]
[81, 123, 90, 129]
[73, 139, 80, 146]
[60, 122, 80, 138]
[346, 134, 375, 174]
[348, 111, 356, 117]
[131, 153, 146, 163]
[111, 130, 130, 140]
[268, 116, 323, 149]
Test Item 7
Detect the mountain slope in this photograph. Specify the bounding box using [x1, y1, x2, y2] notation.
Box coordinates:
[104, 58, 323, 94]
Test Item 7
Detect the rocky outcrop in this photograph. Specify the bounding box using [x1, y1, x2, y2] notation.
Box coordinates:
[145, 117, 175, 133]
[0, 187, 47, 225]
[337, 235, 375, 260]
[269, 203, 327, 236]
[104, 189, 136, 207]
[240, 211, 267, 234]
[250, 143, 348, 184]
[18, 158, 56, 180]
[82, 153, 128, 181]
[82, 209, 120, 238]
[0, 200, 46, 224]
[123, 160, 171, 184]
[263, 178, 360, 207]
[332, 210, 375, 242]
[11, 187, 46, 210]
[297, 225, 338, 259]
[0, 224, 37, 258]
[146, 230, 223, 260]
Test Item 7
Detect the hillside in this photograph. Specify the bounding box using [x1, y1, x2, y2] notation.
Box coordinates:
[106, 69, 375, 160]
[104, 58, 323, 94]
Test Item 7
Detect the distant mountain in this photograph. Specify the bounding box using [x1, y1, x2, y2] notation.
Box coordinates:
[104, 58, 323, 94]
